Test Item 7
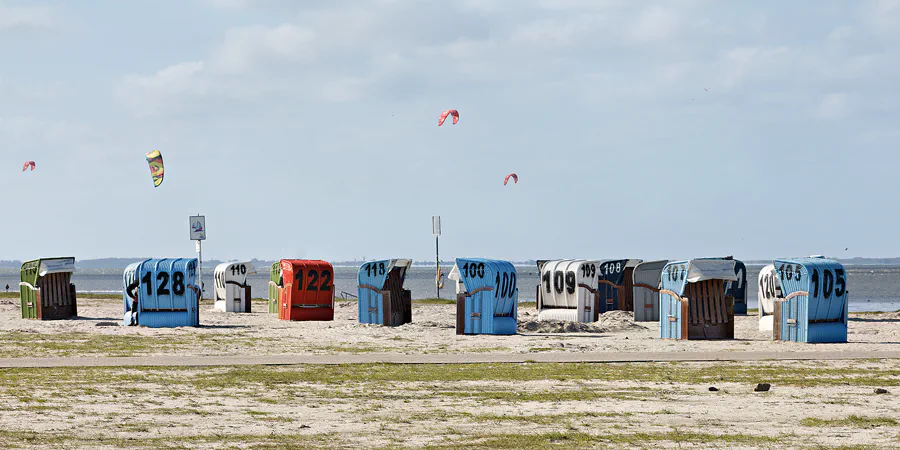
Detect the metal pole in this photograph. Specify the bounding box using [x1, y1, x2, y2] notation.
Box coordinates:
[435, 235, 440, 299]
[198, 239, 202, 299]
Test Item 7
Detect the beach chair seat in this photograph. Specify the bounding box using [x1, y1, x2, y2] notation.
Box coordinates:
[771, 257, 848, 343]
[358, 259, 413, 326]
[632, 260, 668, 322]
[19, 257, 78, 320]
[278, 260, 334, 322]
[123, 258, 200, 327]
[451, 258, 518, 335]
[214, 261, 256, 313]
[535, 260, 600, 323]
[659, 258, 737, 340]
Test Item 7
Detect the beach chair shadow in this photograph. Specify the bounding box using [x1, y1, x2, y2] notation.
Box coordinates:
[849, 317, 900, 324]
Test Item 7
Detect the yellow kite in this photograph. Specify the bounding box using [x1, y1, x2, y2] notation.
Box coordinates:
[146, 150, 164, 187]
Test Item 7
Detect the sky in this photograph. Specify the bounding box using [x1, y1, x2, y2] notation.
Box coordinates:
[1, 0, 899, 263]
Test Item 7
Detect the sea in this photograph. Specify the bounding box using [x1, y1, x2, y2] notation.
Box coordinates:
[2, 265, 899, 312]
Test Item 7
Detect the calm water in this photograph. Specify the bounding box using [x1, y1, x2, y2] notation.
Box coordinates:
[2, 265, 899, 312]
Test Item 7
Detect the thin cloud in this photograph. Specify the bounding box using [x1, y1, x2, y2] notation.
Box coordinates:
[0, 3, 58, 30]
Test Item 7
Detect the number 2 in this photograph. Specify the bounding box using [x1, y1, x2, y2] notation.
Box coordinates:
[140, 270, 186, 297]
[307, 270, 319, 291]
[157, 272, 170, 295]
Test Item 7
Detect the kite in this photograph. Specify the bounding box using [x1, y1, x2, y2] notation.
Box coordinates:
[22, 161, 35, 172]
[146, 150, 164, 187]
[438, 109, 459, 126]
[504, 173, 518, 186]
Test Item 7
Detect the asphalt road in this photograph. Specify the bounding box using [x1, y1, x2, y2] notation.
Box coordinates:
[2, 350, 899, 368]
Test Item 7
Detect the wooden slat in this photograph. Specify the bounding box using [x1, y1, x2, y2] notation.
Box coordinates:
[695, 283, 704, 325]
[53, 274, 59, 307]
[696, 283, 704, 324]
[57, 274, 65, 306]
[56, 274, 64, 306]
[57, 274, 64, 306]
[51, 274, 58, 307]
[62, 274, 70, 306]
[718, 280, 727, 323]
[41, 276, 48, 307]
[720, 280, 728, 323]
[57, 274, 63, 306]
[687, 284, 696, 324]
[712, 280, 721, 324]
[719, 280, 727, 323]
[702, 281, 711, 324]
[690, 282, 699, 324]
[41, 275, 47, 308]
[54, 274, 60, 306]
[710, 280, 721, 324]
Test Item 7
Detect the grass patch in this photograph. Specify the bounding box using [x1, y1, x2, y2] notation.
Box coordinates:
[465, 411, 632, 425]
[3, 360, 898, 392]
[184, 361, 900, 389]
[414, 298, 456, 305]
[77, 293, 124, 299]
[435, 386, 662, 403]
[465, 347, 512, 353]
[0, 331, 197, 358]
[150, 407, 215, 417]
[426, 430, 781, 449]
[312, 345, 399, 354]
[247, 410, 294, 423]
[801, 415, 898, 428]
[0, 292, 124, 300]
[0, 329, 272, 358]
[0, 429, 338, 448]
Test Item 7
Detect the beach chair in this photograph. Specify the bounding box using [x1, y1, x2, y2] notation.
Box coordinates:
[123, 258, 201, 327]
[724, 259, 749, 315]
[268, 262, 282, 313]
[772, 257, 848, 343]
[450, 258, 518, 335]
[535, 259, 601, 322]
[357, 259, 413, 326]
[596, 259, 642, 313]
[213, 261, 256, 313]
[19, 257, 78, 320]
[757, 264, 782, 332]
[659, 258, 737, 340]
[278, 259, 334, 321]
[632, 260, 669, 322]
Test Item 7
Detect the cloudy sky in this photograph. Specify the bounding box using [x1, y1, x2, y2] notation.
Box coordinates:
[1, 0, 898, 263]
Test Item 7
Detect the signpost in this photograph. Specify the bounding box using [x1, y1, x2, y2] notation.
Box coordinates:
[190, 215, 206, 297]
[433, 216, 441, 299]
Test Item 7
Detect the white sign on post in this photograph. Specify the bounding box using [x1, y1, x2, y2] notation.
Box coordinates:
[432, 216, 441, 236]
[190, 215, 206, 241]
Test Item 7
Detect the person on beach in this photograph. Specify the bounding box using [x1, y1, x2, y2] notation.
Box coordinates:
[4, 284, 8, 292]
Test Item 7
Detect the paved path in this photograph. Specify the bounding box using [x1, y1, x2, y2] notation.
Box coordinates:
[2, 350, 899, 368]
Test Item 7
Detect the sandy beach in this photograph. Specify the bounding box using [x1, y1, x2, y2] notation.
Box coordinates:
[1, 296, 898, 358]
[1, 296, 898, 448]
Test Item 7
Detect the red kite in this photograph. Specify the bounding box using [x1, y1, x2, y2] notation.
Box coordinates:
[438, 109, 459, 126]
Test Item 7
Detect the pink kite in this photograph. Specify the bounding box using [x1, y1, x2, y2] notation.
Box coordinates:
[438, 109, 459, 126]
[504, 173, 518, 186]
[22, 161, 35, 171]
